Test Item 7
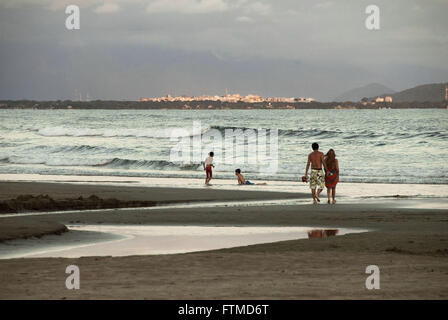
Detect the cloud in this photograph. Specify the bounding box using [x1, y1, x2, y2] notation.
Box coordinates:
[313, 1, 333, 9]
[1, 0, 136, 11]
[0, 0, 93, 11]
[236, 16, 254, 23]
[46, 0, 96, 11]
[146, 0, 229, 14]
[1, 0, 447, 100]
[94, 3, 120, 13]
[245, 1, 270, 15]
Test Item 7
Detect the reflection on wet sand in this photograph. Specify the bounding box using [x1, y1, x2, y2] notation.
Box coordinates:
[0, 226, 365, 259]
[307, 229, 339, 239]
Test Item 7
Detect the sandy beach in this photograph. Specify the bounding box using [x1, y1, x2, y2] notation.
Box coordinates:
[0, 181, 447, 299]
[2, 0, 448, 305]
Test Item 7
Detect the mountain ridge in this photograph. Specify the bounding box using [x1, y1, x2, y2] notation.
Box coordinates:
[386, 82, 447, 102]
[334, 83, 396, 102]
[335, 82, 447, 102]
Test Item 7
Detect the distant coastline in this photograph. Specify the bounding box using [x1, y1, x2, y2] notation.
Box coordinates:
[0, 100, 446, 110]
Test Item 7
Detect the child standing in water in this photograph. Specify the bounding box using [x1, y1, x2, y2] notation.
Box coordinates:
[324, 149, 339, 204]
[203, 152, 214, 185]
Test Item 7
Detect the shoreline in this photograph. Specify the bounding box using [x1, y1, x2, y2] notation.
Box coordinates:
[1, 174, 447, 198]
[1, 100, 446, 109]
[1, 172, 447, 186]
[0, 180, 303, 202]
[0, 180, 447, 299]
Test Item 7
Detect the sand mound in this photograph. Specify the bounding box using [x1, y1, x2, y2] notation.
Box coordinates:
[0, 219, 68, 241]
[0, 194, 157, 214]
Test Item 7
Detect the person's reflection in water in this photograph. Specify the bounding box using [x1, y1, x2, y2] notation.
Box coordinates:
[307, 229, 339, 238]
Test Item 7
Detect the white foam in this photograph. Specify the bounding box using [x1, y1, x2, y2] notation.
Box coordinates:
[36, 126, 200, 138]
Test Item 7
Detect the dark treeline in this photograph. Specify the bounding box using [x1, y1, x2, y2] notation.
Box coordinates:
[0, 100, 446, 110]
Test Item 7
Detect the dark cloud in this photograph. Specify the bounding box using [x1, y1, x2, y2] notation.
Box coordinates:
[1, 0, 447, 101]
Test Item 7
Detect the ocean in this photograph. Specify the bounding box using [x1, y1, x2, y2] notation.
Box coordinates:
[0, 108, 447, 185]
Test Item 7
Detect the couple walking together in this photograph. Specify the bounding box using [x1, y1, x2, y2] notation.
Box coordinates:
[304, 143, 339, 204]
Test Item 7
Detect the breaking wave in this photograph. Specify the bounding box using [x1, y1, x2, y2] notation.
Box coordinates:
[1, 156, 202, 171]
[29, 126, 206, 138]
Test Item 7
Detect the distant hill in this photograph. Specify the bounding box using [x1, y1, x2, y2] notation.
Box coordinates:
[334, 83, 395, 102]
[388, 83, 447, 102]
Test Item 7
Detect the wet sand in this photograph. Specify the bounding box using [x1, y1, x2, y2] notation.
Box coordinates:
[0, 218, 68, 242]
[0, 181, 304, 202]
[0, 181, 447, 299]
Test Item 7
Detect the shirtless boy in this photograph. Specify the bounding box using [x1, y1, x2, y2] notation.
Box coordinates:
[304, 143, 328, 204]
[235, 169, 267, 185]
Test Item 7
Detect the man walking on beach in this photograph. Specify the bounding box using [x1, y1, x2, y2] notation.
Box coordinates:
[304, 143, 328, 204]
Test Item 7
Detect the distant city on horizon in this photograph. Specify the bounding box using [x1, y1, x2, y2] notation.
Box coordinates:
[9, 81, 446, 104]
[1, 82, 446, 110]
[139, 90, 315, 104]
[138, 82, 448, 105]
[140, 81, 448, 105]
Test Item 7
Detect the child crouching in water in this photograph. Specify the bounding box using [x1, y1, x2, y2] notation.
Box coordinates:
[235, 169, 267, 185]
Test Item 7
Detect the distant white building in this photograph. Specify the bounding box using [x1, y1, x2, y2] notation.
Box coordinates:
[385, 96, 393, 103]
[295, 97, 314, 103]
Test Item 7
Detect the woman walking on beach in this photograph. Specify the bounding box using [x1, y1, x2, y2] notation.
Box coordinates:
[324, 149, 339, 204]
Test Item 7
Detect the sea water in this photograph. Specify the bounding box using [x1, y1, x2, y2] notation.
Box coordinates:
[0, 108, 447, 184]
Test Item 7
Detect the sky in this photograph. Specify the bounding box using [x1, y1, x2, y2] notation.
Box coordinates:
[0, 0, 447, 101]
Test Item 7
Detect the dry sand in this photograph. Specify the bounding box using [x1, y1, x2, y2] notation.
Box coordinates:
[0, 181, 447, 299]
